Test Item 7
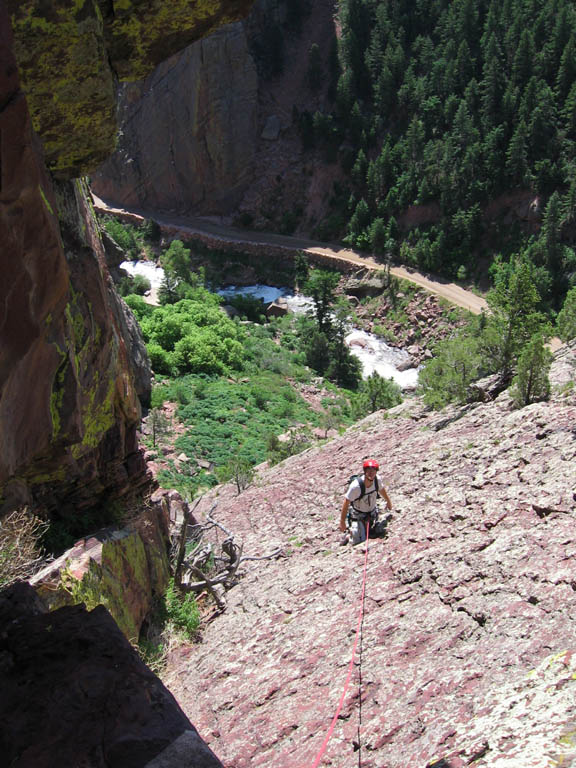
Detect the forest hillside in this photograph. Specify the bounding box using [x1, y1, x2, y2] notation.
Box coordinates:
[94, 0, 576, 309]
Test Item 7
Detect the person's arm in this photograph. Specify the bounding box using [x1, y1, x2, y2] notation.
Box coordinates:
[379, 485, 392, 510]
[340, 498, 350, 532]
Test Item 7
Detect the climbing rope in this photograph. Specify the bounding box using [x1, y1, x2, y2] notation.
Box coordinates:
[309, 521, 370, 768]
[356, 528, 368, 768]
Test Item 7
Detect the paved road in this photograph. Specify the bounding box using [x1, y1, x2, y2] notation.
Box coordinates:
[94, 195, 488, 314]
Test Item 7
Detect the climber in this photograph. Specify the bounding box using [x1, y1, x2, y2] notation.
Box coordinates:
[340, 459, 392, 545]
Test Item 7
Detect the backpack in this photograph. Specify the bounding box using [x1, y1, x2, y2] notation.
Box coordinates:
[347, 474, 379, 512]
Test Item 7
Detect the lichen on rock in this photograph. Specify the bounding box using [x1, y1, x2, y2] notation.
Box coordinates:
[7, 0, 256, 177]
[8, 0, 117, 177]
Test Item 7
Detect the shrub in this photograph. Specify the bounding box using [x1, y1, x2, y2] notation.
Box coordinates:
[510, 334, 553, 408]
[164, 579, 200, 638]
[0, 508, 47, 588]
[557, 287, 576, 341]
[103, 218, 141, 258]
[147, 343, 173, 376]
[216, 456, 255, 494]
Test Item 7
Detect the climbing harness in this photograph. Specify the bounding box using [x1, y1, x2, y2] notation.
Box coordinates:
[309, 521, 370, 768]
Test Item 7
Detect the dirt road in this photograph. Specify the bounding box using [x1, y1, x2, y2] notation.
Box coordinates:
[94, 195, 489, 314]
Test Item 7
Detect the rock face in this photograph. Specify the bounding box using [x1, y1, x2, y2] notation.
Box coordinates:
[165, 343, 576, 768]
[7, 0, 255, 177]
[92, 0, 342, 223]
[92, 22, 259, 215]
[1, 3, 256, 762]
[31, 495, 172, 640]
[0, 0, 253, 518]
[0, 582, 223, 768]
[1, 9, 144, 517]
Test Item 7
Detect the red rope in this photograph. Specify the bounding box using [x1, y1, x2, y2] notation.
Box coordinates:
[309, 521, 370, 768]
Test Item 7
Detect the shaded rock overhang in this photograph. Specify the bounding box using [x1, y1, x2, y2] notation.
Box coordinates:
[6, 0, 255, 178]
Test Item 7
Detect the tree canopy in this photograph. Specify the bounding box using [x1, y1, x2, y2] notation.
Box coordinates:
[309, 0, 576, 308]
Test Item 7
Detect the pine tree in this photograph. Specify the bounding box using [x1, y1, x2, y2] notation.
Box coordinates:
[556, 286, 576, 341]
[485, 254, 547, 380]
[506, 120, 531, 186]
[357, 372, 401, 413]
[555, 37, 576, 100]
[510, 334, 552, 408]
[304, 269, 340, 333]
[419, 331, 483, 409]
[512, 29, 535, 87]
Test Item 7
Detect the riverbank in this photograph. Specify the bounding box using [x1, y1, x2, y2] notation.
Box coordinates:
[121, 261, 421, 388]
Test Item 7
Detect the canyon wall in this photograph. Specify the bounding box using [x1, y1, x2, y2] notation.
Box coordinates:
[0, 0, 252, 519]
[91, 0, 341, 225]
[1, 1, 254, 765]
[92, 22, 259, 215]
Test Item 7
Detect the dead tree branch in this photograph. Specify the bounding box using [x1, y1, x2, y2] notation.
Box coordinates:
[173, 496, 203, 587]
[173, 502, 282, 612]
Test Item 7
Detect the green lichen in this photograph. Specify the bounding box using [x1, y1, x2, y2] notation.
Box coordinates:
[71, 374, 117, 458]
[59, 530, 151, 640]
[38, 185, 54, 216]
[9, 0, 252, 175]
[25, 466, 67, 486]
[106, 0, 245, 80]
[49, 345, 68, 438]
[9, 0, 116, 177]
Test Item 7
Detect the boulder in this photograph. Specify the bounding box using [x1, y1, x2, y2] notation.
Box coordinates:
[0, 582, 223, 768]
[266, 301, 288, 318]
[31, 500, 171, 640]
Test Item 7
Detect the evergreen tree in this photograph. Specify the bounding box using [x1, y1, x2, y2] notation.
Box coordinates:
[356, 372, 401, 412]
[556, 286, 576, 341]
[555, 36, 576, 100]
[485, 254, 548, 380]
[304, 330, 331, 375]
[158, 272, 180, 305]
[419, 331, 483, 409]
[369, 217, 388, 254]
[304, 269, 340, 333]
[326, 301, 362, 389]
[294, 251, 309, 291]
[349, 198, 371, 237]
[510, 334, 552, 408]
[506, 120, 531, 186]
[511, 29, 535, 86]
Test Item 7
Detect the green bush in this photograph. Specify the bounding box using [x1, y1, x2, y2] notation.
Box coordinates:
[103, 218, 141, 258]
[164, 580, 200, 638]
[557, 287, 576, 341]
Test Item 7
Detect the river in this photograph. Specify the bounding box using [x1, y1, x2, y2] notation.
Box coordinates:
[120, 262, 420, 389]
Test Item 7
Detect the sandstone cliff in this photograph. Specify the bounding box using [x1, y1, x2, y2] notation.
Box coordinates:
[92, 22, 259, 215]
[1, 0, 253, 765]
[165, 343, 576, 768]
[92, 0, 341, 223]
[0, 0, 252, 520]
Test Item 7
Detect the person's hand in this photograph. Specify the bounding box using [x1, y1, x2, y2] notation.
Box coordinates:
[339, 521, 347, 532]
[387, 503, 392, 511]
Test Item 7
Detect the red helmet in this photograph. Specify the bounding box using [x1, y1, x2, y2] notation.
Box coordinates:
[363, 458, 379, 470]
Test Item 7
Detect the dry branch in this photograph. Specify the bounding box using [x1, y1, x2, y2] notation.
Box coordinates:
[174, 503, 282, 612]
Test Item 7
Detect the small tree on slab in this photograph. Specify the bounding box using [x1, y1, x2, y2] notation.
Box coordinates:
[510, 334, 553, 408]
[557, 286, 576, 341]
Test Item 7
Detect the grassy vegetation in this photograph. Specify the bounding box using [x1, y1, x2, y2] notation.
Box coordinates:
[144, 319, 360, 498]
[137, 578, 201, 674]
